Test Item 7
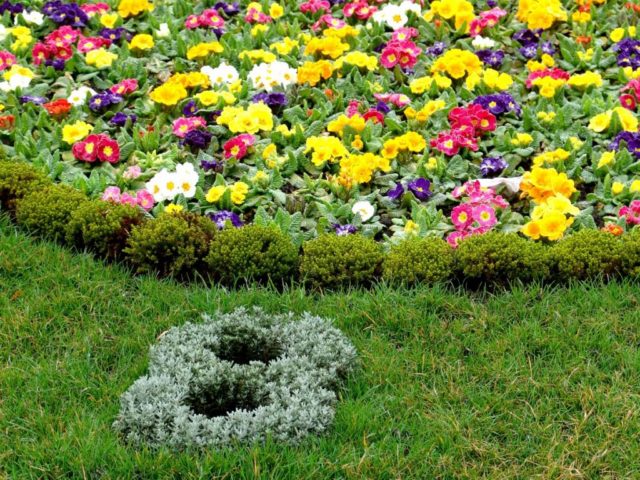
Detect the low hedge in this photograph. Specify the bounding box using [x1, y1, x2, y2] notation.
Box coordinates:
[1, 161, 637, 289]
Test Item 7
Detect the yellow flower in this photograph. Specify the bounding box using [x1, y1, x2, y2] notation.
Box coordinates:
[252, 170, 269, 183]
[597, 151, 615, 168]
[538, 210, 572, 241]
[512, 133, 533, 147]
[85, 48, 118, 68]
[128, 34, 154, 51]
[230, 181, 249, 204]
[404, 220, 419, 234]
[630, 180, 640, 193]
[118, 0, 154, 18]
[612, 182, 625, 195]
[149, 83, 188, 106]
[100, 13, 119, 28]
[588, 112, 611, 132]
[205, 185, 226, 203]
[269, 3, 284, 18]
[164, 204, 184, 214]
[62, 121, 93, 144]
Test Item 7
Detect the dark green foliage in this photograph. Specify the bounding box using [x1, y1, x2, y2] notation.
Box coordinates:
[621, 228, 640, 278]
[15, 184, 88, 242]
[454, 232, 551, 285]
[65, 200, 144, 259]
[206, 225, 299, 285]
[124, 212, 216, 278]
[300, 234, 383, 289]
[383, 236, 453, 285]
[551, 229, 624, 281]
[0, 160, 51, 214]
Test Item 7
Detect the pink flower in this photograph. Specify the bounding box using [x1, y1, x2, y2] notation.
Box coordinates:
[200, 8, 226, 28]
[120, 192, 137, 206]
[96, 135, 120, 163]
[0, 51, 16, 71]
[110, 79, 138, 96]
[136, 190, 155, 211]
[185, 15, 201, 29]
[446, 230, 468, 248]
[123, 165, 142, 180]
[77, 36, 109, 53]
[380, 47, 400, 69]
[472, 205, 497, 228]
[451, 204, 473, 230]
[102, 186, 121, 202]
[72, 134, 101, 162]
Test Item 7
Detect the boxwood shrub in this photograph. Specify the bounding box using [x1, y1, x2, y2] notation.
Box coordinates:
[300, 234, 383, 289]
[15, 184, 88, 242]
[124, 212, 217, 279]
[551, 229, 624, 281]
[383, 236, 453, 285]
[0, 160, 52, 214]
[454, 232, 551, 286]
[206, 225, 299, 286]
[65, 200, 145, 260]
[621, 229, 640, 278]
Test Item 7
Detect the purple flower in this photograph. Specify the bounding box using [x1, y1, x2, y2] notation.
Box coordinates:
[519, 44, 538, 59]
[0, 0, 23, 15]
[200, 159, 221, 172]
[480, 156, 508, 177]
[375, 101, 391, 114]
[610, 131, 640, 158]
[183, 129, 212, 150]
[214, 1, 240, 16]
[473, 93, 521, 116]
[252, 92, 287, 111]
[333, 223, 357, 236]
[614, 39, 640, 69]
[476, 49, 504, 69]
[513, 29, 542, 47]
[208, 210, 243, 229]
[44, 58, 66, 71]
[426, 42, 446, 56]
[46, 2, 88, 27]
[110, 112, 137, 127]
[408, 178, 432, 201]
[182, 100, 198, 117]
[540, 41, 555, 55]
[387, 182, 404, 200]
[20, 95, 46, 105]
[99, 28, 130, 43]
[88, 92, 123, 112]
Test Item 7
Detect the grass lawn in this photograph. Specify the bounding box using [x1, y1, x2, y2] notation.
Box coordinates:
[2, 219, 640, 479]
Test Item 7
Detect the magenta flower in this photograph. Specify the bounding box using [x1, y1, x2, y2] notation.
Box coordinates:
[472, 205, 497, 228]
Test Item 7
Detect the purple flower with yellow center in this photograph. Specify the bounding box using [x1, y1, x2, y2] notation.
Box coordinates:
[214, 1, 240, 16]
[473, 93, 521, 116]
[408, 178, 432, 201]
[333, 223, 357, 236]
[610, 131, 640, 158]
[480, 156, 508, 177]
[99, 27, 128, 43]
[387, 182, 404, 200]
[0, 0, 24, 15]
[519, 44, 538, 59]
[426, 42, 446, 56]
[513, 29, 541, 47]
[183, 129, 212, 150]
[88, 92, 123, 112]
[252, 92, 287, 112]
[208, 210, 243, 229]
[182, 100, 198, 117]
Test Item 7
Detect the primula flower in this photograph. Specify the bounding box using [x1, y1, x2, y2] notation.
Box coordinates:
[408, 178, 432, 200]
[209, 210, 243, 229]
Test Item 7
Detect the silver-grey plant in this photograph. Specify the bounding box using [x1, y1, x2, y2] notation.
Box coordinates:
[113, 307, 358, 449]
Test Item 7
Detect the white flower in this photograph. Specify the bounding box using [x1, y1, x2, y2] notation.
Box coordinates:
[146, 169, 171, 202]
[472, 35, 496, 49]
[156, 23, 170, 38]
[201, 63, 239, 86]
[372, 2, 417, 30]
[399, 0, 421, 15]
[21, 10, 45, 25]
[477, 176, 522, 194]
[174, 162, 199, 198]
[68, 86, 97, 106]
[248, 61, 297, 91]
[352, 200, 375, 222]
[0, 73, 32, 91]
[0, 25, 8, 42]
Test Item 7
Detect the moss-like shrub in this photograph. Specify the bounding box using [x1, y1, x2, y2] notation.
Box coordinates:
[454, 232, 551, 286]
[0, 160, 52, 214]
[113, 307, 358, 449]
[124, 212, 216, 278]
[383, 236, 453, 285]
[551, 229, 624, 281]
[65, 200, 144, 259]
[15, 184, 88, 242]
[621, 229, 640, 278]
[206, 225, 298, 285]
[300, 234, 383, 289]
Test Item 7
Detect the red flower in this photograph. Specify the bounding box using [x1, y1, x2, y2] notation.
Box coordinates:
[72, 134, 99, 162]
[44, 99, 72, 117]
[620, 93, 637, 111]
[96, 135, 120, 163]
[0, 114, 15, 130]
[363, 110, 384, 124]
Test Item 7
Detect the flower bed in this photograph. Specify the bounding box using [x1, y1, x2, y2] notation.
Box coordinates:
[113, 307, 358, 449]
[1, 0, 640, 285]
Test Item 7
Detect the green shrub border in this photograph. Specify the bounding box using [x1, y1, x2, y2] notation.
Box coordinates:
[3, 160, 640, 289]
